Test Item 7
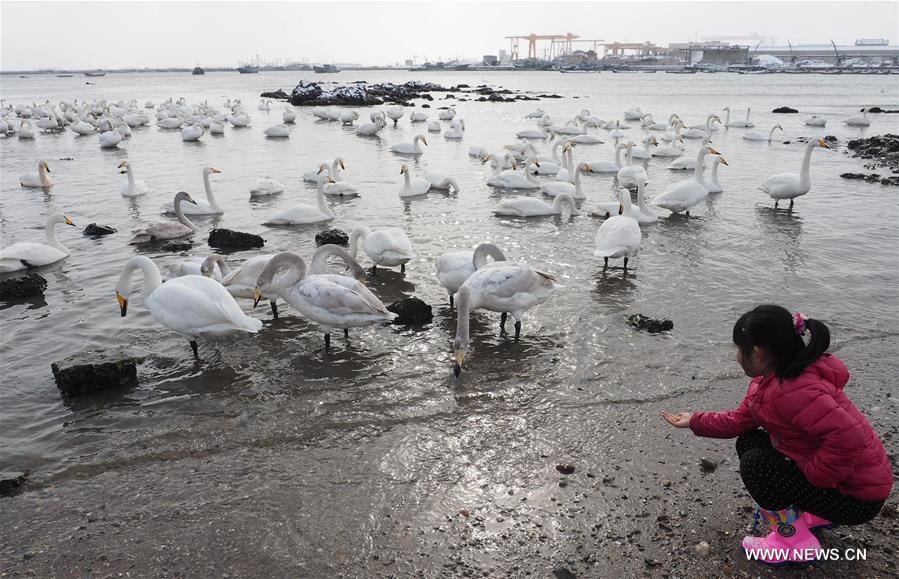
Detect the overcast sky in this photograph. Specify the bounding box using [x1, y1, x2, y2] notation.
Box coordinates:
[2, 1, 896, 70]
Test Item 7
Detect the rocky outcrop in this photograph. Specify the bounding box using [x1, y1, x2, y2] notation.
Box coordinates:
[626, 314, 673, 333]
[772, 106, 799, 113]
[52, 350, 139, 396]
[0, 472, 26, 497]
[314, 228, 349, 247]
[387, 297, 433, 325]
[0, 273, 47, 300]
[283, 80, 555, 107]
[208, 228, 265, 250]
[847, 134, 899, 171]
[290, 81, 382, 106]
[261, 89, 289, 100]
[83, 223, 117, 236]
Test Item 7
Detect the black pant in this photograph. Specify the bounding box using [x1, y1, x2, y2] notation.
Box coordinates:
[736, 430, 885, 526]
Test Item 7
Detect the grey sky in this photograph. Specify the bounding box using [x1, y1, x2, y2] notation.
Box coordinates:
[2, 1, 896, 70]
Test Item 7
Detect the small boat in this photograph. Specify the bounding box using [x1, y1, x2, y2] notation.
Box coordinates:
[314, 64, 339, 73]
[237, 64, 258, 74]
[192, 66, 205, 75]
[84, 70, 106, 77]
[56, 74, 74, 78]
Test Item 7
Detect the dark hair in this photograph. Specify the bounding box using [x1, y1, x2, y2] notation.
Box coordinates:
[732, 305, 831, 380]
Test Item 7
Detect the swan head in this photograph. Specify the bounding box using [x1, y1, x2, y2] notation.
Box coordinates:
[481, 154, 493, 164]
[175, 191, 198, 205]
[317, 163, 329, 174]
[817, 138, 831, 149]
[40, 160, 50, 172]
[775, 124, 783, 131]
[452, 347, 465, 378]
[400, 164, 408, 175]
[116, 290, 128, 317]
[718, 157, 729, 166]
[582, 163, 594, 173]
[205, 167, 222, 175]
[706, 146, 721, 156]
[200, 254, 223, 278]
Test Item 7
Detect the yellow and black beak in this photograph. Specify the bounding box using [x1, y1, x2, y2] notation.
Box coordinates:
[818, 138, 831, 149]
[452, 350, 465, 378]
[116, 291, 128, 317]
[327, 176, 336, 184]
[719, 157, 729, 166]
[708, 147, 721, 155]
[117, 161, 126, 168]
[584, 164, 594, 172]
[339, 160, 346, 170]
[44, 164, 51, 173]
[252, 287, 262, 308]
[211, 168, 222, 174]
[64, 216, 75, 226]
[422, 138, 428, 146]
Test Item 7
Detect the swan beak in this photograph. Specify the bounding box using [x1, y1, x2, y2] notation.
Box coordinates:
[585, 164, 594, 173]
[64, 216, 75, 226]
[44, 165, 51, 173]
[186, 194, 198, 205]
[719, 157, 729, 166]
[422, 138, 428, 146]
[211, 168, 222, 174]
[481, 155, 492, 164]
[453, 350, 465, 377]
[618, 203, 624, 215]
[339, 160, 346, 170]
[534, 160, 540, 167]
[818, 138, 830, 149]
[117, 161, 126, 168]
[252, 287, 262, 308]
[400, 166, 406, 174]
[327, 177, 336, 183]
[119, 170, 127, 174]
[708, 147, 721, 155]
[318, 165, 326, 174]
[116, 291, 128, 317]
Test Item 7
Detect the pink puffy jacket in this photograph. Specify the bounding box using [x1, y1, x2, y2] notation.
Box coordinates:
[690, 354, 892, 501]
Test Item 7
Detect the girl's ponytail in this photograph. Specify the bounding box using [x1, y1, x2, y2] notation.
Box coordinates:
[781, 317, 831, 379]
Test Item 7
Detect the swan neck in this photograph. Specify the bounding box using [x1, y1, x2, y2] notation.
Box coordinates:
[472, 243, 506, 269]
[202, 170, 220, 210]
[126, 165, 135, 188]
[118, 256, 163, 299]
[614, 144, 622, 168]
[45, 217, 66, 252]
[316, 178, 334, 217]
[349, 227, 371, 259]
[454, 286, 472, 352]
[310, 244, 355, 275]
[174, 196, 196, 230]
[694, 149, 708, 182]
[799, 142, 815, 186]
[620, 187, 634, 217]
[259, 253, 306, 296]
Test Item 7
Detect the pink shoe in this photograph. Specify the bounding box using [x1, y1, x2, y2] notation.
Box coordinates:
[742, 507, 821, 566]
[802, 511, 835, 530]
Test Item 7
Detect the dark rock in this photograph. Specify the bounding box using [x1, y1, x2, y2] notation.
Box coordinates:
[314, 228, 349, 247]
[445, 94, 455, 99]
[840, 172, 881, 182]
[260, 89, 289, 100]
[208, 228, 265, 250]
[419, 94, 433, 101]
[290, 80, 383, 106]
[160, 240, 193, 252]
[0, 273, 47, 300]
[83, 223, 117, 236]
[387, 297, 433, 325]
[772, 106, 799, 113]
[556, 464, 575, 475]
[847, 134, 899, 170]
[626, 313, 673, 333]
[421, 104, 430, 109]
[59, 157, 74, 161]
[538, 94, 564, 99]
[52, 350, 139, 396]
[823, 135, 837, 143]
[700, 457, 718, 473]
[0, 471, 26, 496]
[881, 175, 899, 186]
[553, 568, 577, 579]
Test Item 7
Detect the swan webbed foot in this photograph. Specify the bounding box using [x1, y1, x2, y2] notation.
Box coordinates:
[514, 320, 521, 341]
[500, 312, 508, 332]
[324, 333, 331, 350]
[270, 301, 278, 319]
[774, 200, 779, 208]
[189, 340, 199, 359]
[685, 210, 690, 217]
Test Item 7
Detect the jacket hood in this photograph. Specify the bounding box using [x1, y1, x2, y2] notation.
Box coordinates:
[806, 354, 850, 391]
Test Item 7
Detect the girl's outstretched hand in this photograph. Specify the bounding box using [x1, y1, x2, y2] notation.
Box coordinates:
[661, 410, 693, 428]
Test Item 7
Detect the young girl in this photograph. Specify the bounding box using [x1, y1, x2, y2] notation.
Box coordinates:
[662, 305, 892, 565]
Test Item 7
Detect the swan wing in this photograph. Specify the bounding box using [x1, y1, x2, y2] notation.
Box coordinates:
[147, 276, 262, 335]
[0, 242, 67, 268]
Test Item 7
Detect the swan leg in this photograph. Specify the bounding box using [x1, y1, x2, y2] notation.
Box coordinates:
[371, 264, 377, 276]
[603, 257, 609, 269]
[324, 332, 331, 350]
[449, 293, 454, 308]
[500, 312, 508, 332]
[789, 199, 794, 209]
[344, 328, 349, 338]
[623, 256, 629, 271]
[514, 320, 521, 341]
[685, 210, 690, 217]
[774, 200, 779, 208]
[189, 340, 199, 359]
[401, 263, 406, 273]
[270, 300, 279, 319]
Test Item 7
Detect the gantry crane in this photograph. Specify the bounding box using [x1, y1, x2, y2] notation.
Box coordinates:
[505, 33, 580, 61]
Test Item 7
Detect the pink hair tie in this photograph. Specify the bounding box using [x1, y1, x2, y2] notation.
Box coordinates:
[793, 312, 809, 336]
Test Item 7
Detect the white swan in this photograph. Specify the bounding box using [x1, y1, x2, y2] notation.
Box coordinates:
[760, 139, 830, 208]
[282, 107, 297, 124]
[385, 105, 404, 125]
[250, 177, 285, 197]
[132, 192, 197, 243]
[583, 143, 624, 173]
[594, 181, 641, 270]
[653, 145, 719, 215]
[229, 112, 251, 127]
[743, 125, 783, 142]
[845, 109, 870, 127]
[542, 163, 592, 199]
[253, 253, 394, 349]
[683, 114, 720, 139]
[425, 171, 460, 193]
[168, 254, 231, 281]
[444, 119, 465, 139]
[701, 155, 728, 193]
[410, 111, 429, 123]
[438, 108, 456, 121]
[390, 134, 428, 155]
[20, 160, 54, 188]
[99, 127, 122, 148]
[724, 106, 754, 128]
[356, 117, 386, 136]
[118, 160, 149, 197]
[264, 174, 335, 225]
[516, 128, 549, 140]
[70, 119, 95, 135]
[652, 127, 685, 157]
[17, 120, 35, 139]
[263, 124, 290, 138]
[435, 243, 507, 306]
[452, 261, 559, 376]
[0, 213, 75, 273]
[180, 123, 204, 141]
[115, 256, 262, 359]
[617, 142, 647, 189]
[494, 192, 579, 218]
[804, 116, 827, 127]
[485, 156, 541, 189]
[630, 135, 657, 160]
[304, 158, 344, 183]
[162, 167, 223, 215]
[427, 121, 441, 133]
[623, 107, 643, 120]
[526, 109, 545, 119]
[258, 99, 271, 111]
[666, 136, 712, 170]
[349, 226, 415, 273]
[398, 164, 431, 198]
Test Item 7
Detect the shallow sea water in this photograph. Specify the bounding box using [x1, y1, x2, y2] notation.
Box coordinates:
[1, 70, 897, 489]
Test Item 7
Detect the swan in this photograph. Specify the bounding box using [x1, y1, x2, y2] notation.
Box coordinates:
[304, 157, 345, 183]
[485, 156, 541, 189]
[180, 123, 204, 141]
[70, 119, 95, 135]
[623, 107, 643, 120]
[263, 124, 289, 138]
[701, 155, 728, 193]
[0, 213, 75, 273]
[229, 112, 251, 127]
[17, 120, 35, 139]
[607, 120, 628, 139]
[20, 160, 53, 188]
[427, 121, 441, 133]
[258, 99, 271, 111]
[132, 192, 197, 243]
[542, 163, 593, 199]
[410, 111, 429, 123]
[444, 119, 465, 139]
[220, 244, 365, 318]
[340, 110, 360, 125]
[282, 107, 297, 124]
[115, 256, 262, 359]
[157, 116, 184, 130]
[666, 136, 712, 170]
[583, 143, 624, 173]
[760, 138, 830, 208]
[356, 117, 386, 136]
[264, 174, 335, 225]
[724, 106, 754, 128]
[594, 181, 641, 270]
[425, 171, 460, 193]
[118, 160, 149, 197]
[349, 226, 415, 273]
[516, 128, 549, 140]
[683, 114, 720, 139]
[438, 108, 456, 121]
[617, 142, 647, 189]
[592, 180, 659, 224]
[744, 125, 783, 142]
[642, 113, 675, 131]
[390, 134, 427, 155]
[385, 105, 404, 125]
[553, 121, 585, 136]
[209, 120, 225, 134]
[323, 172, 360, 197]
[99, 127, 122, 149]
[168, 254, 231, 281]
[804, 116, 827, 127]
[250, 176, 285, 197]
[526, 109, 545, 119]
[494, 192, 579, 218]
[253, 253, 394, 349]
[653, 145, 720, 215]
[845, 109, 870, 127]
[396, 164, 430, 198]
[630, 135, 657, 160]
[435, 243, 507, 306]
[452, 261, 559, 376]
[657, 119, 686, 147]
[162, 167, 223, 215]
[652, 132, 685, 157]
